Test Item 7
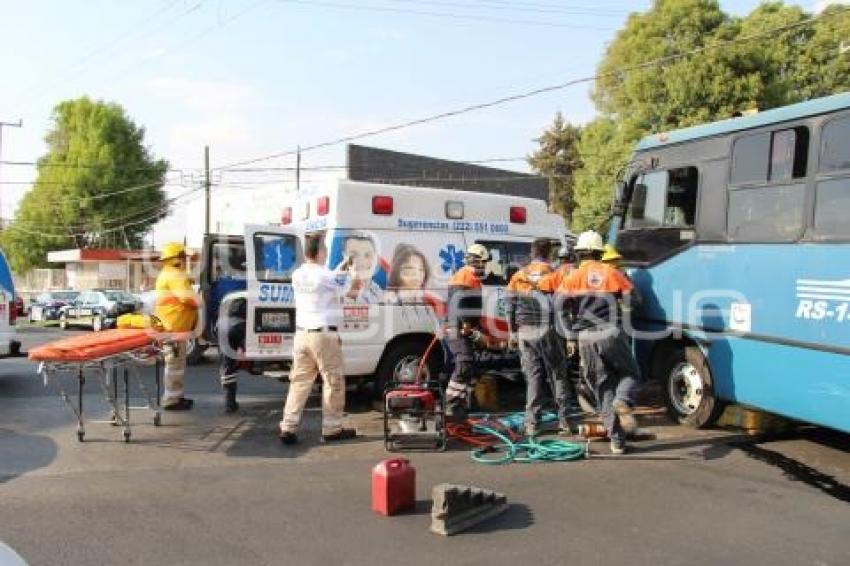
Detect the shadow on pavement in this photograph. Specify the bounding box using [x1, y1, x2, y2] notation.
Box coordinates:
[732, 441, 850, 503]
[0, 430, 58, 484]
[465, 503, 535, 534]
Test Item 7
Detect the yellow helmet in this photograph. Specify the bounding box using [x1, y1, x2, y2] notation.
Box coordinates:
[465, 243, 490, 262]
[160, 242, 186, 261]
[601, 244, 622, 263]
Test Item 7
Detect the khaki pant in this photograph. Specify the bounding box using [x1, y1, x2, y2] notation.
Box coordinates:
[163, 341, 188, 406]
[281, 330, 346, 435]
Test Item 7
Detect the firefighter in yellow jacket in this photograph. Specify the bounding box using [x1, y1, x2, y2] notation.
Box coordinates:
[155, 242, 200, 411]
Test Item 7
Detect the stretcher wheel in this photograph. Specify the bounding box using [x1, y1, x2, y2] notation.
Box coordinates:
[153, 413, 161, 427]
[77, 430, 85, 442]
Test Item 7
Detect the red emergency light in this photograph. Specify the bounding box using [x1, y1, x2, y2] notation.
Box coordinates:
[317, 196, 330, 216]
[372, 195, 394, 215]
[510, 206, 527, 224]
[281, 206, 292, 225]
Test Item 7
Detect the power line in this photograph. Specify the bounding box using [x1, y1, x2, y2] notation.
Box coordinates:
[278, 0, 617, 30]
[218, 6, 849, 171]
[3, 187, 203, 239]
[0, 160, 191, 173]
[394, 0, 628, 17]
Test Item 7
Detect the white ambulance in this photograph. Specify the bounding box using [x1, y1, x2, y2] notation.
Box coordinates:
[211, 180, 568, 391]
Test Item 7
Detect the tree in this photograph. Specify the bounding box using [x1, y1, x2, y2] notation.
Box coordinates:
[544, 0, 850, 231]
[528, 112, 582, 224]
[2, 97, 168, 273]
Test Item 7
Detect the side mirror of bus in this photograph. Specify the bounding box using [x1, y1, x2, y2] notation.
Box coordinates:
[612, 181, 631, 216]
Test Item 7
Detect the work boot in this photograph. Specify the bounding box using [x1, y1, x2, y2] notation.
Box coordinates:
[163, 397, 194, 411]
[610, 439, 627, 456]
[613, 399, 637, 434]
[321, 428, 357, 443]
[445, 403, 468, 424]
[223, 382, 239, 413]
[280, 431, 298, 445]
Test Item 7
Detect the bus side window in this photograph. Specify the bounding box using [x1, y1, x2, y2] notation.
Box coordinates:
[727, 126, 809, 242]
[625, 167, 698, 230]
[814, 116, 850, 239]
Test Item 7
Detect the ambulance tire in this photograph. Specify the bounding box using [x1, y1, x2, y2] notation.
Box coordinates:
[373, 338, 443, 400]
[662, 346, 724, 429]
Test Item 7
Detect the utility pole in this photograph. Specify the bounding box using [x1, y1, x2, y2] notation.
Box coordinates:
[296, 145, 301, 193]
[204, 145, 210, 236]
[0, 119, 23, 229]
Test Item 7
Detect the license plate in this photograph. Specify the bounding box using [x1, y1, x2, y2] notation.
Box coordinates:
[262, 311, 291, 330]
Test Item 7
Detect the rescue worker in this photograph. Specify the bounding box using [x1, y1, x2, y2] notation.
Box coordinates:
[279, 234, 357, 445]
[506, 238, 575, 437]
[558, 231, 640, 455]
[155, 242, 200, 411]
[218, 299, 246, 413]
[444, 243, 489, 422]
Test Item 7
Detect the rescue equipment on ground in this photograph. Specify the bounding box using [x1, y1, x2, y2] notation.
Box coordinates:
[448, 411, 587, 464]
[430, 483, 508, 536]
[577, 423, 608, 439]
[372, 458, 416, 516]
[383, 336, 447, 452]
[29, 329, 189, 442]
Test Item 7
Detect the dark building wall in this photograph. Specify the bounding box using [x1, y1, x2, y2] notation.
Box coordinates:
[346, 144, 548, 203]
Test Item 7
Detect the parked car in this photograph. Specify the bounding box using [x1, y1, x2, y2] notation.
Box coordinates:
[59, 290, 142, 331]
[28, 290, 80, 322]
[0, 249, 21, 356]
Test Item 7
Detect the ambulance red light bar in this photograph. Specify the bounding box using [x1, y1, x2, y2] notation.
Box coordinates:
[372, 195, 394, 215]
[317, 196, 330, 216]
[281, 206, 292, 225]
[510, 206, 527, 224]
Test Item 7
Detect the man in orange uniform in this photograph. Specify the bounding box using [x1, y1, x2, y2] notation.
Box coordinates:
[505, 239, 574, 436]
[547, 245, 575, 290]
[444, 243, 489, 421]
[558, 231, 640, 454]
[155, 242, 200, 411]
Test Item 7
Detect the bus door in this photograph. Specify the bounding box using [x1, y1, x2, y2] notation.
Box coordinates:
[244, 224, 303, 360]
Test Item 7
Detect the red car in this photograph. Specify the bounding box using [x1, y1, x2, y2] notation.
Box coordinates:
[13, 296, 24, 320]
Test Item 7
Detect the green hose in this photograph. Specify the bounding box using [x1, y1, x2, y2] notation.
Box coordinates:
[470, 422, 587, 465]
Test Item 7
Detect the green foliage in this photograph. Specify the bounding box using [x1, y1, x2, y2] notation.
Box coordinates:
[2, 97, 168, 273]
[527, 112, 582, 224]
[534, 0, 850, 232]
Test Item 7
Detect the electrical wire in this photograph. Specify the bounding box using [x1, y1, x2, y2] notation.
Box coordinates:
[277, 0, 617, 30]
[3, 187, 204, 239]
[218, 6, 850, 171]
[394, 0, 628, 17]
[0, 160, 192, 173]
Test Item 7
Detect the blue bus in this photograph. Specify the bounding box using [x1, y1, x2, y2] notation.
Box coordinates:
[609, 92, 850, 433]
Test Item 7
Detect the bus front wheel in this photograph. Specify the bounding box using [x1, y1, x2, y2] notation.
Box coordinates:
[662, 346, 724, 429]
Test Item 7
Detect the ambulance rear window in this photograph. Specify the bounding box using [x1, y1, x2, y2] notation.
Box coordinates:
[253, 233, 301, 282]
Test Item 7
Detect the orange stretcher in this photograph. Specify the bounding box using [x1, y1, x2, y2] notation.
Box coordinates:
[31, 329, 188, 443]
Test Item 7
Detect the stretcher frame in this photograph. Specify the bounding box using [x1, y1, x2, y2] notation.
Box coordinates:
[37, 345, 165, 443]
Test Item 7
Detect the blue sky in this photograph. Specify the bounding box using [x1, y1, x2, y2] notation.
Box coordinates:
[0, 0, 833, 243]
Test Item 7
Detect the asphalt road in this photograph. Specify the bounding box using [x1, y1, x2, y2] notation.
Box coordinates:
[1, 325, 848, 566]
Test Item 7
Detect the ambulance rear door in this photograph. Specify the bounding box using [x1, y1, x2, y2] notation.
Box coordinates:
[244, 224, 303, 360]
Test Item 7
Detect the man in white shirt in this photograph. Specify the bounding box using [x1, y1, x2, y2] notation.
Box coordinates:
[280, 234, 357, 445]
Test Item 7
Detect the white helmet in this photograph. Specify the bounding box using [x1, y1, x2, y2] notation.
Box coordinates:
[574, 230, 605, 252]
[465, 243, 490, 262]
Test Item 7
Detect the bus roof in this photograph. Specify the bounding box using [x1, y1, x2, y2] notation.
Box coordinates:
[635, 91, 850, 152]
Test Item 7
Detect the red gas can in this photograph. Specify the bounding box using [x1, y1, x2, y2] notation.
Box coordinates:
[371, 458, 416, 516]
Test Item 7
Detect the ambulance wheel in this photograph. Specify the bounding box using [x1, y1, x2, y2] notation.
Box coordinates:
[662, 346, 724, 429]
[374, 338, 442, 400]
